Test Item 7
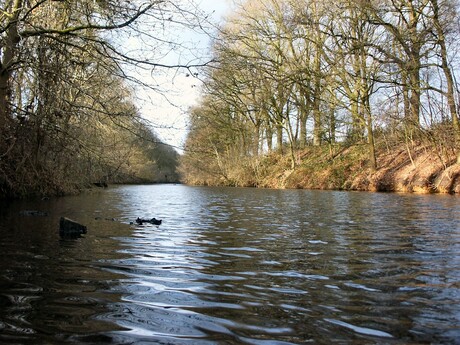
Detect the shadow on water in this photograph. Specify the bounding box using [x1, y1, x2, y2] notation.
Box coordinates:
[0, 194, 132, 344]
[0, 185, 459, 344]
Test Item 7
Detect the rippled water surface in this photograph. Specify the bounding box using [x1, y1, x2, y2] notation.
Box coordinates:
[0, 185, 459, 344]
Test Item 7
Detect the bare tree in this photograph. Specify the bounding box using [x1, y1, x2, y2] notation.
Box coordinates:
[364, 0, 434, 132]
[428, 0, 460, 161]
[0, 0, 205, 196]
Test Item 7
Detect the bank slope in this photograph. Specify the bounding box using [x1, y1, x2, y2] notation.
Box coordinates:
[259, 144, 460, 194]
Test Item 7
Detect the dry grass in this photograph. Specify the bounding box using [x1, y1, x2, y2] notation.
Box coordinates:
[257, 143, 460, 194]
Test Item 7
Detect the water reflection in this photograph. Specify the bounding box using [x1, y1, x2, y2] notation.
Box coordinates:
[0, 186, 459, 344]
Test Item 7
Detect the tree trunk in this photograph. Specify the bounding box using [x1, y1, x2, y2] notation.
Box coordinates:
[0, 0, 23, 130]
[365, 98, 376, 170]
[298, 85, 310, 149]
[329, 102, 336, 144]
[401, 71, 412, 133]
[443, 56, 460, 134]
[408, 61, 421, 127]
[430, 0, 460, 142]
[253, 123, 260, 156]
[266, 125, 273, 152]
[312, 2, 322, 147]
[276, 124, 283, 154]
[0, 73, 10, 130]
[299, 107, 308, 149]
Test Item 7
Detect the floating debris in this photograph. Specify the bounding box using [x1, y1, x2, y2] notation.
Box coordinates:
[135, 217, 162, 226]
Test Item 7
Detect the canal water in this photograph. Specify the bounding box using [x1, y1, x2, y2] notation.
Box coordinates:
[0, 185, 459, 344]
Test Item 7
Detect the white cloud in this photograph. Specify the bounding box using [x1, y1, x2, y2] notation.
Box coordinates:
[136, 70, 202, 150]
[127, 0, 230, 150]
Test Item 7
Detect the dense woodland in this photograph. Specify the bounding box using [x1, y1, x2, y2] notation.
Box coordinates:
[3, 1, 460, 197]
[180, 0, 460, 192]
[0, 1, 192, 198]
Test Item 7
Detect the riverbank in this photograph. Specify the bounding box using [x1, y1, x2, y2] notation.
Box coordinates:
[183, 142, 460, 194]
[257, 143, 460, 194]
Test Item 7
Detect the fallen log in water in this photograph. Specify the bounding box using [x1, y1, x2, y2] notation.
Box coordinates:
[59, 217, 87, 237]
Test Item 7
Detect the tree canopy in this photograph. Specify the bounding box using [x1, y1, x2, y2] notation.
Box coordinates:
[180, 0, 460, 187]
[1, 0, 203, 197]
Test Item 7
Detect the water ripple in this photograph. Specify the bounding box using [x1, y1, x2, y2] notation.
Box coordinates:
[325, 318, 394, 338]
[1, 185, 459, 344]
